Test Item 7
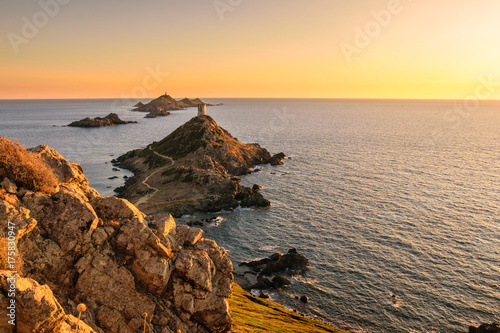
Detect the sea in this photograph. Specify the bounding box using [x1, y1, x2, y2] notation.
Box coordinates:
[0, 98, 498, 333]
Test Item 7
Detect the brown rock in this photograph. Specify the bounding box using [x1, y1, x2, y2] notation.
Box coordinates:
[1, 178, 17, 194]
[175, 225, 203, 246]
[91, 196, 145, 224]
[29, 145, 99, 200]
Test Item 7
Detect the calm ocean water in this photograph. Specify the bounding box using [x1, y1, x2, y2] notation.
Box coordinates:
[1, 98, 499, 333]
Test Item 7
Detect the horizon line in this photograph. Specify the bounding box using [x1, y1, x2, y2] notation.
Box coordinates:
[3, 97, 500, 102]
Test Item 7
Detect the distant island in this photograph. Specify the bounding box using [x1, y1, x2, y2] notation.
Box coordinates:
[132, 93, 218, 118]
[114, 114, 285, 216]
[68, 113, 137, 127]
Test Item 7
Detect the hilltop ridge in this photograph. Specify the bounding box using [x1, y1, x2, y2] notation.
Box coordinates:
[115, 115, 285, 216]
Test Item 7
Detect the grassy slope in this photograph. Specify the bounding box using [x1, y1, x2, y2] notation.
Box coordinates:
[230, 283, 350, 333]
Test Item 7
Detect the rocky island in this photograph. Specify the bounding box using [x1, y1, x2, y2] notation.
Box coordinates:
[0, 136, 347, 333]
[114, 115, 285, 217]
[133, 94, 212, 114]
[68, 113, 137, 127]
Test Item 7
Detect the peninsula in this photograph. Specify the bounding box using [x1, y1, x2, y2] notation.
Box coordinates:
[114, 115, 285, 216]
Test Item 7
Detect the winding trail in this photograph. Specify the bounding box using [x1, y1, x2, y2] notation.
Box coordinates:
[134, 148, 174, 207]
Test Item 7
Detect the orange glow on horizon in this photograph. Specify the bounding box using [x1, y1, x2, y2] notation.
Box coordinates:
[2, 1, 500, 100]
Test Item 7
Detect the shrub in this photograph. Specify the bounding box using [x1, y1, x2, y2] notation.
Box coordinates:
[0, 137, 58, 195]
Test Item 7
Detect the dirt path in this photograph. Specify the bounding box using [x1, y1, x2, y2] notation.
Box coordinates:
[134, 149, 174, 207]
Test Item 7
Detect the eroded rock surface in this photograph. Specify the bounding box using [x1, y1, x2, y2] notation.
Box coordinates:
[0, 140, 233, 333]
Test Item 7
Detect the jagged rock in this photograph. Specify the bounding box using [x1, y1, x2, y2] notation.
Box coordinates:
[272, 275, 291, 289]
[240, 248, 309, 290]
[29, 144, 99, 200]
[0, 139, 234, 333]
[174, 225, 203, 247]
[300, 295, 309, 303]
[68, 113, 137, 127]
[269, 152, 286, 166]
[91, 196, 145, 224]
[469, 323, 500, 333]
[0, 272, 96, 333]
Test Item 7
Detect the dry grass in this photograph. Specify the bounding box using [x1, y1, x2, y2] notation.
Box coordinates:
[230, 283, 350, 333]
[0, 137, 58, 195]
[0, 236, 23, 273]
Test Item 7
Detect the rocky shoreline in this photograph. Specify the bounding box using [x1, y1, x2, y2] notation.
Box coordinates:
[0, 136, 351, 333]
[113, 115, 285, 217]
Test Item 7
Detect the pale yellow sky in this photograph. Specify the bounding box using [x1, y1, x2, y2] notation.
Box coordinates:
[1, 0, 500, 99]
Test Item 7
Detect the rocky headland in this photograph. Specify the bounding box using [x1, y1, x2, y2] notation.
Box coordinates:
[68, 113, 137, 127]
[114, 115, 285, 217]
[0, 136, 348, 333]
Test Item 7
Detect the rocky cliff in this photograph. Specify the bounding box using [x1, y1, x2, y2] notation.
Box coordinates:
[114, 115, 285, 216]
[0, 137, 233, 332]
[68, 113, 137, 127]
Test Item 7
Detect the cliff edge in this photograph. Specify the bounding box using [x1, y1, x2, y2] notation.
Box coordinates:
[0, 137, 233, 332]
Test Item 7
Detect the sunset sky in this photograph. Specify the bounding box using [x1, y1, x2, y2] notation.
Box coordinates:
[1, 0, 500, 99]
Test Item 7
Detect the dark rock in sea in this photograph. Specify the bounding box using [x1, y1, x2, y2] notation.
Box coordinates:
[144, 106, 171, 118]
[269, 152, 286, 166]
[300, 295, 309, 303]
[469, 323, 500, 333]
[187, 221, 205, 227]
[252, 184, 263, 191]
[241, 248, 309, 278]
[112, 167, 120, 171]
[259, 292, 270, 299]
[68, 113, 137, 127]
[272, 275, 291, 289]
[108, 176, 119, 180]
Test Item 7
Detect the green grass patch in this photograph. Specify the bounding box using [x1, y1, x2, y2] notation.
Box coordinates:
[230, 283, 349, 333]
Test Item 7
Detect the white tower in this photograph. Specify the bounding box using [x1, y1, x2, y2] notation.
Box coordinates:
[197, 103, 207, 116]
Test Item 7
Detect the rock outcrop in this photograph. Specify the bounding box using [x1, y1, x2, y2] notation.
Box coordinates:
[238, 248, 309, 290]
[469, 323, 500, 333]
[68, 113, 137, 127]
[114, 115, 286, 216]
[0, 138, 233, 332]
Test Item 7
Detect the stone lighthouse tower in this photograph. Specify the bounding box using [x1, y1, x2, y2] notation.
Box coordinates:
[197, 103, 207, 116]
